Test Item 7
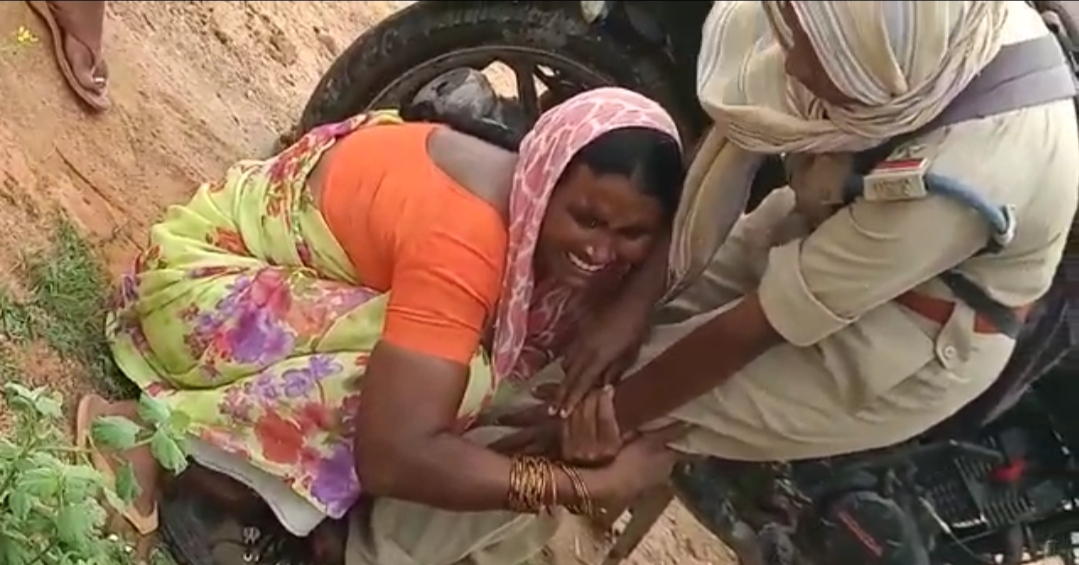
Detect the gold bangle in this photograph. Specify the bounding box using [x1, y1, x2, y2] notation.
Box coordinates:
[557, 462, 595, 517]
[508, 456, 557, 514]
[545, 457, 558, 513]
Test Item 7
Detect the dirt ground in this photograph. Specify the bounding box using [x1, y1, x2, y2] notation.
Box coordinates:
[0, 2, 734, 565]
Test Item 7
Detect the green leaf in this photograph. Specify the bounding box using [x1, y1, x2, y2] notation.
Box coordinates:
[167, 409, 192, 435]
[57, 502, 94, 548]
[90, 416, 141, 450]
[101, 482, 125, 511]
[8, 490, 32, 520]
[137, 395, 170, 427]
[0, 437, 19, 460]
[2, 382, 35, 401]
[15, 466, 61, 497]
[113, 461, 140, 504]
[0, 535, 32, 565]
[2, 382, 37, 413]
[60, 464, 105, 500]
[33, 391, 63, 419]
[149, 429, 188, 474]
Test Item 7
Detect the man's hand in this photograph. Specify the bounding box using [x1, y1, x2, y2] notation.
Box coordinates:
[557, 297, 651, 416]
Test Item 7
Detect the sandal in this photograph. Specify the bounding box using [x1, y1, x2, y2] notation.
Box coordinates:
[160, 491, 314, 565]
[26, 0, 111, 111]
[75, 394, 160, 535]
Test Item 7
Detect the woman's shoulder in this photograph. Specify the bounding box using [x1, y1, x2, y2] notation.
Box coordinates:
[427, 126, 517, 219]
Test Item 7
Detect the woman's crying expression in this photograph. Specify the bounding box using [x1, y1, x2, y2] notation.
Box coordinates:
[536, 164, 664, 289]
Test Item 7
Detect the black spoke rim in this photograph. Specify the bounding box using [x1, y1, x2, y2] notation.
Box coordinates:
[366, 45, 615, 126]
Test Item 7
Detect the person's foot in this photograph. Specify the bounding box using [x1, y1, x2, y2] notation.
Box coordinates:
[78, 395, 159, 527]
[27, 1, 110, 110]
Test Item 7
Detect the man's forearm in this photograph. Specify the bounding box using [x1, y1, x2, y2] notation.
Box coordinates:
[612, 294, 780, 430]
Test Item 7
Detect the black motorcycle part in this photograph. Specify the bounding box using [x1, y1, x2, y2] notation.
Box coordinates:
[297, 2, 693, 141]
[820, 490, 930, 565]
[918, 424, 1070, 532]
[160, 491, 313, 565]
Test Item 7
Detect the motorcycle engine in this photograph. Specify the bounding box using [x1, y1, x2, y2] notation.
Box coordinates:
[819, 490, 930, 565]
[802, 418, 1071, 565]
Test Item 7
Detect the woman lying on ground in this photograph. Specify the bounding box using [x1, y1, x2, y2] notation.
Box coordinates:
[78, 87, 687, 564]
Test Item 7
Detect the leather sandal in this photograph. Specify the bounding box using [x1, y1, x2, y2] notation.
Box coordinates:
[27, 1, 111, 111]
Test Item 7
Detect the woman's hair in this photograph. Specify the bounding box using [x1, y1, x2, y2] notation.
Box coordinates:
[402, 99, 684, 221]
[564, 127, 684, 221]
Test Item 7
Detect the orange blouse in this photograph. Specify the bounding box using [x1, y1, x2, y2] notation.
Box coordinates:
[319, 123, 508, 364]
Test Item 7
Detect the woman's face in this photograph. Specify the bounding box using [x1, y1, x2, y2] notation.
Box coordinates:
[535, 164, 664, 289]
[771, 2, 856, 106]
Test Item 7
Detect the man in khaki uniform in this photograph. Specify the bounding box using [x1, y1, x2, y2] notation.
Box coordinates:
[611, 1, 1078, 461]
[335, 2, 1079, 565]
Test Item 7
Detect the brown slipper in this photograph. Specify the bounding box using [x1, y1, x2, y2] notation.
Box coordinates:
[75, 394, 160, 535]
[26, 0, 111, 111]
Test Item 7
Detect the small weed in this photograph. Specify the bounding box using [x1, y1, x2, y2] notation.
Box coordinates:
[0, 350, 17, 383]
[0, 383, 189, 565]
[19, 219, 133, 397]
[1, 25, 39, 57]
[0, 217, 188, 564]
[0, 290, 35, 345]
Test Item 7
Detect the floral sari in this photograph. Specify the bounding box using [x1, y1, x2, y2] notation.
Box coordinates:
[106, 89, 679, 522]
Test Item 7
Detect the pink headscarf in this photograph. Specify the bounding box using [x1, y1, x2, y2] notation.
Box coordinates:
[490, 87, 681, 383]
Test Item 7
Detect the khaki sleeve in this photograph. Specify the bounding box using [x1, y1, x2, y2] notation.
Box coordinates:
[758, 194, 990, 347]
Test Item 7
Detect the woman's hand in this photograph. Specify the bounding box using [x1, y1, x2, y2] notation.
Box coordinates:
[490, 385, 628, 464]
[586, 423, 688, 512]
[560, 385, 626, 467]
[558, 296, 651, 416]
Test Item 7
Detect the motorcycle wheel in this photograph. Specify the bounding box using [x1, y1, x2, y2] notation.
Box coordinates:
[294, 2, 695, 142]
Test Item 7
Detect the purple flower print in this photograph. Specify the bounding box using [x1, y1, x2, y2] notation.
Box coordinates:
[216, 277, 253, 318]
[282, 356, 343, 399]
[119, 273, 138, 306]
[309, 442, 359, 518]
[228, 308, 294, 365]
[308, 355, 342, 380]
[220, 389, 254, 423]
[252, 372, 280, 401]
[282, 368, 315, 399]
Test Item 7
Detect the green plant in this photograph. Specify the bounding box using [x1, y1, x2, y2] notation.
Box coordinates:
[20, 220, 131, 397]
[0, 383, 189, 565]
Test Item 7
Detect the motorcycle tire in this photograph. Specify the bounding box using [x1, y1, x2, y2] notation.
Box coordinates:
[295, 2, 696, 142]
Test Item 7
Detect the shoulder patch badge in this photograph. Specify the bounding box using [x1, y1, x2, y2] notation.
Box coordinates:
[863, 143, 932, 202]
[863, 158, 929, 202]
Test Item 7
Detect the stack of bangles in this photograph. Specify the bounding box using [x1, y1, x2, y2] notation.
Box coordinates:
[506, 455, 596, 516]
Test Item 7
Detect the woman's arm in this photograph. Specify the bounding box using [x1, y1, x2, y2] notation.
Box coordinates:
[352, 205, 611, 511]
[354, 342, 606, 510]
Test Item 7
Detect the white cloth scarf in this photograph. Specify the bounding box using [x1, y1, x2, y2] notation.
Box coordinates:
[696, 1, 1009, 153]
[666, 0, 1014, 294]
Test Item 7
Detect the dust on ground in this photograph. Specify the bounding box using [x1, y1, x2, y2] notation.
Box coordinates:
[0, 2, 734, 564]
